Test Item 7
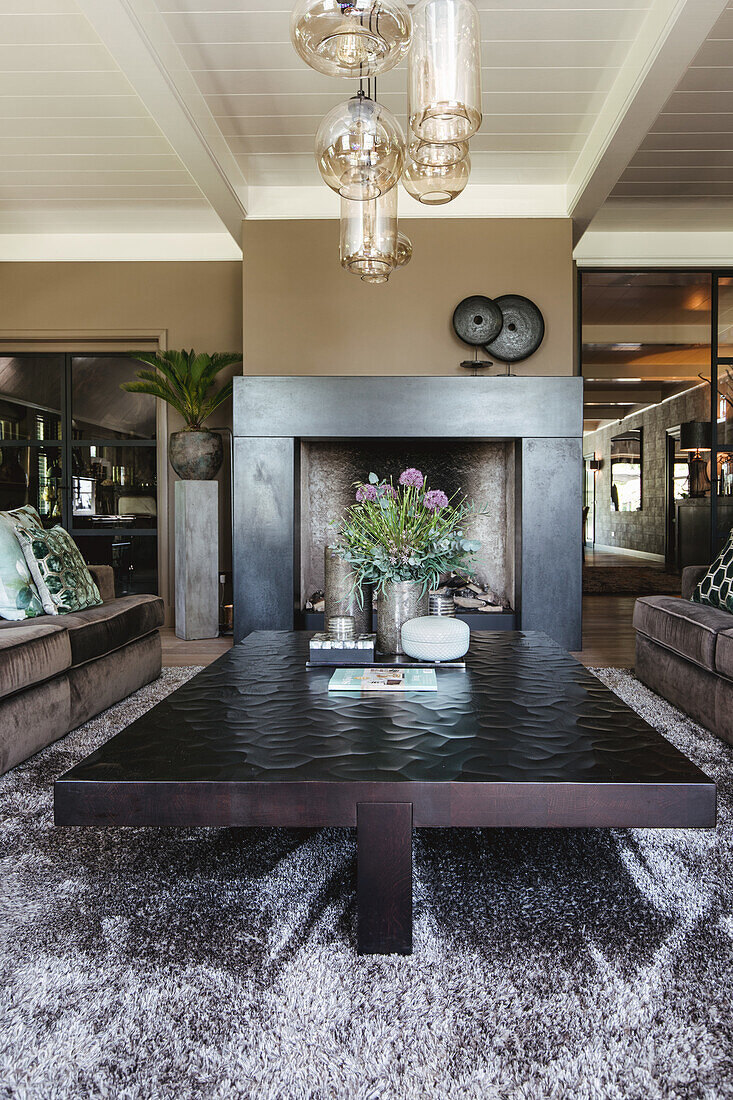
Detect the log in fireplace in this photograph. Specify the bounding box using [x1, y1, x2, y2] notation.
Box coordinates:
[232, 375, 582, 650]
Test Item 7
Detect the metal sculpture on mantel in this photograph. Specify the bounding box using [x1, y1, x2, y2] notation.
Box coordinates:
[453, 293, 545, 373]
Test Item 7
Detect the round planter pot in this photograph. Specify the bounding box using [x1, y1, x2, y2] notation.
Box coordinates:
[376, 580, 428, 655]
[169, 430, 223, 481]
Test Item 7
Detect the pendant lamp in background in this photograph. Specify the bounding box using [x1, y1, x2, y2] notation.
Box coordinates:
[402, 151, 470, 205]
[408, 0, 482, 142]
[316, 93, 405, 199]
[290, 0, 412, 77]
[340, 186, 398, 280]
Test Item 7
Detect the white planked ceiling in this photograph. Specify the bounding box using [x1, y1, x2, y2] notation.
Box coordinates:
[597, 0, 733, 229]
[1, 0, 732, 252]
[157, 0, 651, 188]
[0, 0, 224, 236]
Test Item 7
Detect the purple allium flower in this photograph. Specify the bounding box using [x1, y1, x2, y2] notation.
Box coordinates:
[423, 489, 449, 512]
[356, 483, 378, 503]
[380, 484, 398, 501]
[398, 467, 424, 489]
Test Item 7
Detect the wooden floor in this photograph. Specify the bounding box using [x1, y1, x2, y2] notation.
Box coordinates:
[161, 595, 638, 670]
[584, 546, 665, 569]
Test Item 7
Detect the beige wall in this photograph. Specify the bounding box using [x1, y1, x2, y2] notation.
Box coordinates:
[243, 218, 575, 376]
[0, 261, 242, 351]
[0, 261, 243, 620]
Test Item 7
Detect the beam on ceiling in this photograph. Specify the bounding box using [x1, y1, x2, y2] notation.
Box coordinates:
[76, 0, 247, 244]
[567, 0, 729, 239]
[246, 184, 568, 220]
[583, 363, 707, 382]
[584, 387, 663, 404]
[575, 229, 733, 267]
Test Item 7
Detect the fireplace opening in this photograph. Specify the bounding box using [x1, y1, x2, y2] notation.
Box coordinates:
[299, 438, 516, 624]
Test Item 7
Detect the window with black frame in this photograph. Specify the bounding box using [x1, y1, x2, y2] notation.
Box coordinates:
[0, 353, 159, 598]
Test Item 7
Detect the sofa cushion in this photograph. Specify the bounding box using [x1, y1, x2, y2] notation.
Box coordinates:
[59, 594, 165, 667]
[15, 525, 102, 615]
[633, 594, 733, 671]
[716, 629, 733, 680]
[0, 621, 71, 697]
[692, 528, 733, 612]
[0, 510, 44, 621]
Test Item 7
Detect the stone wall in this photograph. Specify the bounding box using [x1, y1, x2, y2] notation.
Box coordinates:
[583, 384, 709, 558]
[300, 440, 515, 606]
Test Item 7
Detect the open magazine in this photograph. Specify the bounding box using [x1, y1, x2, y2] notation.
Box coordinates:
[328, 668, 438, 692]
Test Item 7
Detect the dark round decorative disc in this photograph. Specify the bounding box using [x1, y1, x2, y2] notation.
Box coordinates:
[452, 295, 503, 346]
[484, 294, 545, 362]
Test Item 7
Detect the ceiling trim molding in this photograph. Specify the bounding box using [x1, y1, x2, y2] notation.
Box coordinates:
[575, 231, 733, 268]
[75, 0, 248, 243]
[0, 329, 166, 353]
[0, 233, 242, 262]
[246, 184, 568, 220]
[567, 0, 729, 239]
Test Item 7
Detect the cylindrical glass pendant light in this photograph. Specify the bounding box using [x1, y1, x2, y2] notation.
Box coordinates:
[394, 231, 412, 267]
[290, 0, 412, 77]
[402, 152, 470, 204]
[408, 0, 482, 142]
[316, 93, 405, 200]
[340, 186, 398, 278]
[409, 137, 468, 168]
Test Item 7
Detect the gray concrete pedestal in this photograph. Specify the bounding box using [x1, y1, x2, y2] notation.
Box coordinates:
[175, 480, 219, 640]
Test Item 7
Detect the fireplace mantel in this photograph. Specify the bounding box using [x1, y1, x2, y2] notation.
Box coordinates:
[232, 375, 583, 649]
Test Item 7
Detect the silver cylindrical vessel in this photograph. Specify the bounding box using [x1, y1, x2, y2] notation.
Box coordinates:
[324, 548, 373, 635]
[376, 580, 428, 654]
[429, 592, 456, 616]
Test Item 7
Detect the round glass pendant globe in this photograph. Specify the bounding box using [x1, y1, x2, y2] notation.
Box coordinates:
[316, 95, 405, 200]
[290, 0, 412, 78]
[394, 231, 412, 267]
[402, 153, 470, 205]
[409, 137, 469, 168]
[408, 0, 482, 142]
[361, 273, 390, 284]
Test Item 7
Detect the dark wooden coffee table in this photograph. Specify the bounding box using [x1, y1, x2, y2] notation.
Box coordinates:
[55, 631, 716, 955]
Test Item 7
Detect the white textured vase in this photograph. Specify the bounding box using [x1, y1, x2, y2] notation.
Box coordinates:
[401, 615, 470, 662]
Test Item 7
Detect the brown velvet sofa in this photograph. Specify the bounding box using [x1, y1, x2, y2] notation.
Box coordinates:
[634, 566, 733, 746]
[0, 565, 163, 775]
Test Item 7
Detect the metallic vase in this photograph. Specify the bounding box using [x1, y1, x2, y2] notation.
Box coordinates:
[324, 548, 372, 635]
[376, 580, 429, 655]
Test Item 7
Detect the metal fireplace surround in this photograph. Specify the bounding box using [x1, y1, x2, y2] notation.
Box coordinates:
[232, 376, 583, 651]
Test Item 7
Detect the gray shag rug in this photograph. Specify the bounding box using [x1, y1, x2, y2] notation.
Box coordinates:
[1, 667, 733, 1100]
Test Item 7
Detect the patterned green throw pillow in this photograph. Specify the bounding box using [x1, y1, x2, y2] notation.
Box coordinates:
[15, 525, 102, 615]
[0, 509, 45, 620]
[692, 528, 733, 612]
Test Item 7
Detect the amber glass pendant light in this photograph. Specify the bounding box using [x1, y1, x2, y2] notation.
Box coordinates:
[340, 186, 398, 279]
[408, 0, 482, 142]
[408, 136, 468, 168]
[316, 92, 405, 200]
[394, 231, 413, 267]
[290, 0, 412, 77]
[402, 152, 470, 204]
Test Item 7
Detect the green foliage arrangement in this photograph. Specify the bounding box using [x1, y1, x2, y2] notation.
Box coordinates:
[120, 349, 241, 430]
[333, 467, 485, 595]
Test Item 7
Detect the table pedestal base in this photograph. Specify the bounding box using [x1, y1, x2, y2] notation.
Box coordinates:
[357, 802, 413, 955]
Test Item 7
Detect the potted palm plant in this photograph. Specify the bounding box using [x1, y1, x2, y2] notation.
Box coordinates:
[121, 349, 241, 480]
